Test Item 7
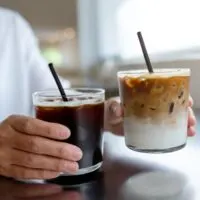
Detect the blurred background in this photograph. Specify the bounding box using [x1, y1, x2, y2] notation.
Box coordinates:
[0, 0, 200, 105]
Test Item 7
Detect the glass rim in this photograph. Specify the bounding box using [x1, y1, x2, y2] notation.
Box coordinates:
[117, 68, 190, 76]
[33, 87, 105, 98]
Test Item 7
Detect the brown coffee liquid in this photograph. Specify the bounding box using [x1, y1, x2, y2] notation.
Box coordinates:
[35, 100, 104, 169]
[119, 74, 189, 122]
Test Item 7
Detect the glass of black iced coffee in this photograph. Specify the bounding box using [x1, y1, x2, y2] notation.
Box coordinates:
[32, 88, 105, 176]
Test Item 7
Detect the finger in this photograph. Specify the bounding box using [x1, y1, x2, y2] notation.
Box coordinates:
[109, 121, 124, 136]
[9, 115, 70, 140]
[13, 184, 62, 198]
[188, 126, 196, 137]
[109, 117, 123, 126]
[188, 107, 196, 127]
[9, 165, 60, 180]
[188, 96, 193, 107]
[11, 149, 79, 173]
[12, 133, 82, 161]
[108, 101, 122, 118]
[109, 102, 123, 126]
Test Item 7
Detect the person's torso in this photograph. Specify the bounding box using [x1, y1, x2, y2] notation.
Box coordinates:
[0, 8, 31, 120]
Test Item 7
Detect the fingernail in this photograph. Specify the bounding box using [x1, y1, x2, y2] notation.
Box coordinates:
[64, 162, 79, 173]
[110, 103, 121, 117]
[60, 131, 70, 138]
[73, 149, 83, 161]
[59, 129, 70, 138]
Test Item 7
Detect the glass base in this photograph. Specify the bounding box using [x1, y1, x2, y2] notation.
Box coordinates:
[127, 143, 186, 154]
[60, 162, 103, 176]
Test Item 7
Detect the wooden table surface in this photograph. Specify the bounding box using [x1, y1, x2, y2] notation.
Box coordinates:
[0, 110, 199, 200]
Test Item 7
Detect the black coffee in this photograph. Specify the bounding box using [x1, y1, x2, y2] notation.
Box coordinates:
[35, 99, 104, 169]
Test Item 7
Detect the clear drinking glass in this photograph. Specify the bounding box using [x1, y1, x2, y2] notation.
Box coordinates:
[33, 88, 105, 175]
[117, 68, 190, 153]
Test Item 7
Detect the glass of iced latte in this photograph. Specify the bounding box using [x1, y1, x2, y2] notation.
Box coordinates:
[118, 68, 191, 153]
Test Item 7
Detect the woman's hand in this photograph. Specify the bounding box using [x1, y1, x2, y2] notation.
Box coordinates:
[0, 115, 83, 179]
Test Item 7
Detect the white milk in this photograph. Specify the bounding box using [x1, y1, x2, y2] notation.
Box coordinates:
[124, 111, 188, 150]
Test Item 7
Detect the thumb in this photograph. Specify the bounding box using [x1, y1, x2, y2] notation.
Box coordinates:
[106, 99, 123, 126]
[109, 101, 122, 118]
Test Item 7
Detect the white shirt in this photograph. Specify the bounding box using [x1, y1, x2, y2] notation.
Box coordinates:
[0, 8, 70, 120]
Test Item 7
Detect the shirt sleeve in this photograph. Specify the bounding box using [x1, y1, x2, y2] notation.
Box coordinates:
[14, 12, 71, 94]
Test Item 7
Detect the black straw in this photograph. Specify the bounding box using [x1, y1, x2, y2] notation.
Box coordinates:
[48, 63, 68, 101]
[137, 31, 154, 73]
